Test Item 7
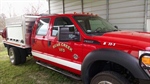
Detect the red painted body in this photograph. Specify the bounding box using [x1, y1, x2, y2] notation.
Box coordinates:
[0, 28, 7, 39]
[31, 14, 150, 75]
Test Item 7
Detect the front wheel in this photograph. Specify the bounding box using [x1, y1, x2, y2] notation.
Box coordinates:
[91, 71, 130, 84]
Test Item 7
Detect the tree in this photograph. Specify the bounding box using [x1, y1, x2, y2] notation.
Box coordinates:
[6, 3, 16, 18]
[0, 13, 6, 29]
[24, 1, 43, 15]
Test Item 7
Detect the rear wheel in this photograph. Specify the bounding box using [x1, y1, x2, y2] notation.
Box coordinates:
[9, 47, 21, 65]
[91, 71, 130, 84]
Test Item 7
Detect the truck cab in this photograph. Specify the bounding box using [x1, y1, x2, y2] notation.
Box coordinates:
[31, 14, 118, 74]
[2, 13, 150, 84]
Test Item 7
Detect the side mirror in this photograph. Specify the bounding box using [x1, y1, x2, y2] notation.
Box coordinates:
[69, 27, 74, 32]
[57, 27, 80, 42]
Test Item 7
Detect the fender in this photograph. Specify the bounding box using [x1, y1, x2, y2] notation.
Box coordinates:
[81, 49, 149, 84]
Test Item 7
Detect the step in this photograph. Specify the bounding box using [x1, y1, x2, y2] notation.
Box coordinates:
[36, 61, 81, 80]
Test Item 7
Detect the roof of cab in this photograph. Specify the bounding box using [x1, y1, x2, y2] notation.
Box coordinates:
[40, 13, 98, 18]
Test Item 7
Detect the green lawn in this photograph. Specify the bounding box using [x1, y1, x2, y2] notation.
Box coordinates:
[0, 42, 82, 84]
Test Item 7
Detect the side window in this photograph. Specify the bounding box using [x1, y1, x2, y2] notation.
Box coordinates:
[52, 17, 73, 36]
[36, 18, 50, 35]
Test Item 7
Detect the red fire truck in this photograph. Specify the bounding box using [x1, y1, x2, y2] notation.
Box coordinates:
[1, 13, 150, 84]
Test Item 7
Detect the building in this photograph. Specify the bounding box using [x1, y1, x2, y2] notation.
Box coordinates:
[47, 0, 150, 32]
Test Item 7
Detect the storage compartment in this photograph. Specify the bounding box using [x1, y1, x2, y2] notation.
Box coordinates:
[5, 15, 39, 48]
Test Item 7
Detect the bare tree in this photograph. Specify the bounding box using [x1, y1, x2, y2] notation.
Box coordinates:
[24, 1, 43, 15]
[6, 3, 16, 18]
[7, 3, 12, 17]
[0, 13, 6, 29]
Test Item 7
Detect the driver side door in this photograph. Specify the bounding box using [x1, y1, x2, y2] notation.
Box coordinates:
[50, 17, 83, 72]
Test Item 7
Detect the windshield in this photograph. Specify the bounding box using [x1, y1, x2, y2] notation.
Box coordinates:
[74, 15, 117, 35]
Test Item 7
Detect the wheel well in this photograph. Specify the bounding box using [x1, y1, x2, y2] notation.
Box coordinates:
[5, 44, 31, 56]
[89, 61, 139, 84]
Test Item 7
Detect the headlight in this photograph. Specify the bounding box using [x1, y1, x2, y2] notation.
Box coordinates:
[139, 51, 150, 76]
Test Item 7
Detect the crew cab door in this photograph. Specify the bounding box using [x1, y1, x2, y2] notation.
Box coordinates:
[49, 17, 83, 73]
[31, 18, 50, 56]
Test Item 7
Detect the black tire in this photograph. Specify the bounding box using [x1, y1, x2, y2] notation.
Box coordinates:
[6, 45, 10, 56]
[91, 71, 130, 84]
[19, 48, 27, 64]
[9, 47, 21, 65]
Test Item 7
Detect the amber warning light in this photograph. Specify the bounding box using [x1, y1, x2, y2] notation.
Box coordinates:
[142, 56, 150, 66]
[73, 12, 98, 16]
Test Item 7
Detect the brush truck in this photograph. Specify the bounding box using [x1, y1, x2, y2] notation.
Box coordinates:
[1, 13, 150, 84]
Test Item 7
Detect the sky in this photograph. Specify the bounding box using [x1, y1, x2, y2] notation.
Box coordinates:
[0, 0, 48, 17]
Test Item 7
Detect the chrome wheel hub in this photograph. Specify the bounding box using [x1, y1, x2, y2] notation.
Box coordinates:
[9, 50, 14, 63]
[98, 81, 112, 84]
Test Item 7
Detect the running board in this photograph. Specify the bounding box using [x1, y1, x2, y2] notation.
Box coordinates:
[36, 61, 81, 80]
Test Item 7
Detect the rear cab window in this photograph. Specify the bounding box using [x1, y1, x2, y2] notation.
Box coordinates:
[36, 18, 50, 36]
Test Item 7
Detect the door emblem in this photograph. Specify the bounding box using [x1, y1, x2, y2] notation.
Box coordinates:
[73, 54, 79, 60]
[59, 48, 65, 52]
[52, 43, 73, 52]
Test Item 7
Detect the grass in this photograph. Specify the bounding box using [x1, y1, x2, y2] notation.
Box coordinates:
[0, 39, 82, 84]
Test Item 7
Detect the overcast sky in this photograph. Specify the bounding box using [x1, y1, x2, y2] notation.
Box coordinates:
[0, 0, 48, 17]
